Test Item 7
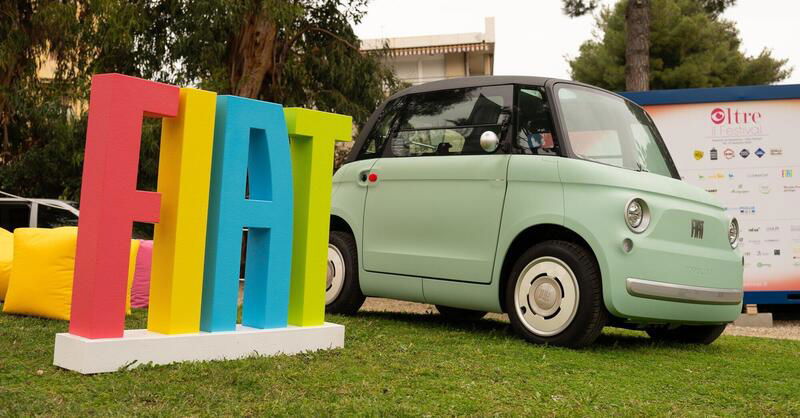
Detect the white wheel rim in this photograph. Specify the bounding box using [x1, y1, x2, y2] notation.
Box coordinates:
[326, 244, 346, 305]
[513, 256, 579, 337]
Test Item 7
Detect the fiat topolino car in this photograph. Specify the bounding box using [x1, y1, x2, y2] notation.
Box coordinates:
[326, 76, 743, 347]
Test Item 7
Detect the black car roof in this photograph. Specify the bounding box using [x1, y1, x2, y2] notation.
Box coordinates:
[387, 75, 567, 100]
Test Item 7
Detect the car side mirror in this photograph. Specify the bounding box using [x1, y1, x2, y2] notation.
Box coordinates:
[480, 131, 499, 153]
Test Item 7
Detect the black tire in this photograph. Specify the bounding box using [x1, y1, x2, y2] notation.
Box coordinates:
[646, 324, 727, 345]
[504, 240, 607, 348]
[326, 230, 365, 315]
[435, 305, 487, 321]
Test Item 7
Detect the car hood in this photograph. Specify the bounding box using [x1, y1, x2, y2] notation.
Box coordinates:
[557, 158, 723, 210]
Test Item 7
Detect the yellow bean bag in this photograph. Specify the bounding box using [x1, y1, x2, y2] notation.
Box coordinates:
[126, 239, 140, 312]
[2, 227, 138, 320]
[0, 227, 13, 300]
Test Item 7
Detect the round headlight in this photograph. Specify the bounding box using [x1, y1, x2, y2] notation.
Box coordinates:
[625, 198, 650, 233]
[728, 218, 739, 249]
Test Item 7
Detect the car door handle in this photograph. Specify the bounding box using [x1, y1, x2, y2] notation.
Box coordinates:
[358, 169, 370, 186]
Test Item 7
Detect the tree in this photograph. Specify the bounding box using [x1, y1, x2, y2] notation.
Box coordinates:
[0, 1, 83, 163]
[565, 0, 791, 91]
[165, 0, 398, 123]
[563, 0, 746, 91]
[0, 0, 396, 200]
[0, 0, 178, 198]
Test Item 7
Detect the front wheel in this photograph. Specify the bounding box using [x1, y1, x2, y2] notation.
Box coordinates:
[505, 240, 606, 348]
[646, 324, 727, 345]
[326, 231, 365, 315]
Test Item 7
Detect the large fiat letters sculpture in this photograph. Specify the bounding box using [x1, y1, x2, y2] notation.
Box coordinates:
[53, 74, 350, 374]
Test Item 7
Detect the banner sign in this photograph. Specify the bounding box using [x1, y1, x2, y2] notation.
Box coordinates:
[623, 85, 800, 304]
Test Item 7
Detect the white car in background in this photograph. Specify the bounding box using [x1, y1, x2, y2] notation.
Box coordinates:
[0, 197, 79, 231]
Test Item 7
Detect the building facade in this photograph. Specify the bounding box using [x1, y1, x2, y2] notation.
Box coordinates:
[361, 17, 495, 85]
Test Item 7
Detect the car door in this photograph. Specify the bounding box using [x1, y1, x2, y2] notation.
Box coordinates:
[362, 85, 513, 284]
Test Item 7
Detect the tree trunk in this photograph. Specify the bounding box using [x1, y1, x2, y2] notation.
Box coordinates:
[1, 72, 15, 162]
[625, 0, 650, 91]
[0, 104, 9, 160]
[229, 7, 279, 99]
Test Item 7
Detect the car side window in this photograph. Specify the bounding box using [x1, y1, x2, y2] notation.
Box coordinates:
[515, 87, 558, 155]
[0, 203, 31, 231]
[356, 98, 404, 161]
[37, 205, 78, 228]
[386, 85, 512, 157]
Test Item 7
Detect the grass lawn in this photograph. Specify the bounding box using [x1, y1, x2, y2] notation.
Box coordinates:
[1, 305, 799, 416]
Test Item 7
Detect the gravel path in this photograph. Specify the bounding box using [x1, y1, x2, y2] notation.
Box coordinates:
[361, 298, 800, 341]
[724, 321, 800, 341]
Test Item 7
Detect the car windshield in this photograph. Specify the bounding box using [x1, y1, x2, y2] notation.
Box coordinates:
[556, 84, 676, 178]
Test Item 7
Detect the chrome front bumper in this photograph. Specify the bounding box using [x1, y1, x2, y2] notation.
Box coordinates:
[626, 278, 742, 305]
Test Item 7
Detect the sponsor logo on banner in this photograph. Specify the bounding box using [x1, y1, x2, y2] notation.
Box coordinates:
[760, 185, 771, 194]
[784, 185, 800, 193]
[770, 148, 783, 156]
[710, 107, 762, 125]
[767, 226, 780, 232]
[705, 188, 718, 193]
[700, 172, 726, 181]
[747, 172, 768, 178]
[710, 108, 726, 124]
[748, 227, 760, 233]
[724, 148, 735, 159]
[781, 169, 793, 178]
[694, 150, 704, 160]
[710, 148, 718, 160]
[709, 107, 764, 138]
[731, 184, 749, 194]
[739, 206, 757, 215]
[740, 149, 750, 158]
[755, 148, 765, 158]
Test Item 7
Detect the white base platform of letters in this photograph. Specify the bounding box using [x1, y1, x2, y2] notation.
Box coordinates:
[53, 323, 345, 374]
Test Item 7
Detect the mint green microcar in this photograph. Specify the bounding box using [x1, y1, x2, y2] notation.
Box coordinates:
[326, 76, 743, 347]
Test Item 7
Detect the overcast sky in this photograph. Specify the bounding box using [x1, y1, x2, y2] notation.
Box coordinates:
[354, 0, 800, 85]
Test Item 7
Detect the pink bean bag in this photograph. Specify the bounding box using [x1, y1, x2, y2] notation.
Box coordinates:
[130, 240, 153, 308]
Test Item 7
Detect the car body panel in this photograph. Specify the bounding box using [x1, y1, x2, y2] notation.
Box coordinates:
[331, 159, 427, 302]
[362, 155, 509, 284]
[558, 157, 743, 323]
[360, 271, 426, 303]
[330, 159, 375, 259]
[422, 278, 501, 313]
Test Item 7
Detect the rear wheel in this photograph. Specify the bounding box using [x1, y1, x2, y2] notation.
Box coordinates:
[505, 240, 606, 348]
[646, 324, 727, 345]
[326, 231, 365, 315]
[435, 305, 487, 321]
